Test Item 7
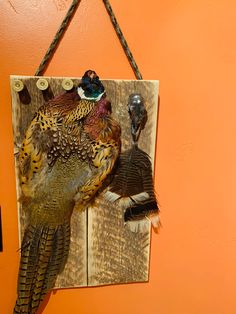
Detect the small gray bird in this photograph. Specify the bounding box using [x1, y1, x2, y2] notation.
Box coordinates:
[106, 93, 160, 228]
[128, 94, 147, 143]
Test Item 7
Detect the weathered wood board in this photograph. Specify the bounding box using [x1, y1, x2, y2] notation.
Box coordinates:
[10, 76, 159, 288]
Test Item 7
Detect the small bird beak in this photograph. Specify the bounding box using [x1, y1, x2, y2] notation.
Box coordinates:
[131, 123, 142, 142]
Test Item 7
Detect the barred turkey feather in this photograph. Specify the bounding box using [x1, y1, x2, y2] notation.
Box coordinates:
[124, 200, 158, 222]
[105, 145, 159, 221]
[108, 145, 152, 197]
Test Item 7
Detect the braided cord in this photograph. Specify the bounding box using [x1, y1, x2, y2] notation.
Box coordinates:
[35, 0, 81, 76]
[102, 0, 143, 80]
[36, 0, 142, 79]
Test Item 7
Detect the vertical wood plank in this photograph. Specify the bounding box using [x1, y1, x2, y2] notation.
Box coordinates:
[87, 80, 159, 286]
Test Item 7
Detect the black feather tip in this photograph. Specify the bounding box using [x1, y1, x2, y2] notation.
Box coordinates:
[124, 200, 159, 222]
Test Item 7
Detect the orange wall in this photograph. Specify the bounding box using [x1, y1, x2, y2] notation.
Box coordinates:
[1, 0, 236, 313]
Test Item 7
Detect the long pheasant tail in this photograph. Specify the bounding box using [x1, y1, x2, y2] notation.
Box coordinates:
[14, 222, 70, 314]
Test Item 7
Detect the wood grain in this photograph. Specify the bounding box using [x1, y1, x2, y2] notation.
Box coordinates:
[10, 76, 158, 288]
[88, 80, 158, 286]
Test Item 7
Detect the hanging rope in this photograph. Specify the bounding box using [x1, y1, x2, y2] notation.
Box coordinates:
[102, 0, 142, 80]
[35, 0, 81, 76]
[36, 0, 142, 79]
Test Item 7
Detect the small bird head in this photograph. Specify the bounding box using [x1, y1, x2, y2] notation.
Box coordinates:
[128, 93, 147, 142]
[78, 70, 105, 101]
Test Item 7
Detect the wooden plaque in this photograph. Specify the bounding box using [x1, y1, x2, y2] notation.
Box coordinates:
[11, 76, 159, 288]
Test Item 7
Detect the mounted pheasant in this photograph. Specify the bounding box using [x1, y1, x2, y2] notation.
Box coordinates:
[14, 71, 121, 314]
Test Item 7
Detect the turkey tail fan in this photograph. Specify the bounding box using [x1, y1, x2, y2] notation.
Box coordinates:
[14, 221, 70, 314]
[105, 145, 159, 220]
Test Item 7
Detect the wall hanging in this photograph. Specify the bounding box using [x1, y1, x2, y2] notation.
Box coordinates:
[10, 1, 159, 313]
